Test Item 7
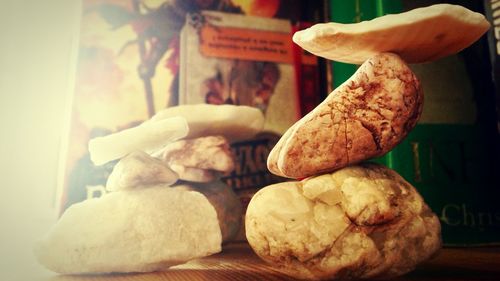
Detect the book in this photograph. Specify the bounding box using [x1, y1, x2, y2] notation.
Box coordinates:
[328, 0, 500, 245]
[178, 10, 301, 189]
[377, 54, 500, 246]
[292, 22, 323, 116]
[58, 0, 299, 212]
[178, 10, 303, 241]
[59, 0, 183, 212]
[179, 10, 301, 135]
[484, 0, 500, 182]
[328, 0, 401, 88]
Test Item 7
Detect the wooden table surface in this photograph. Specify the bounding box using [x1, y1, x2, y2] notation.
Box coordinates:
[46, 243, 500, 281]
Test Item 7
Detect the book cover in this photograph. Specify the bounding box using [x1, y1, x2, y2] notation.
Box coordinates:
[328, 0, 378, 88]
[58, 0, 294, 213]
[328, 0, 500, 245]
[484, 0, 500, 179]
[179, 10, 300, 135]
[178, 10, 302, 241]
[293, 22, 323, 116]
[59, 0, 182, 213]
[378, 54, 500, 246]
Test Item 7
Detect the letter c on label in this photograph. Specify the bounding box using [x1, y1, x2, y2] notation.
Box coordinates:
[440, 204, 461, 226]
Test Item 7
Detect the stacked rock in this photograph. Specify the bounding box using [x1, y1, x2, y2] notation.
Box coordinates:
[35, 104, 264, 274]
[245, 4, 489, 280]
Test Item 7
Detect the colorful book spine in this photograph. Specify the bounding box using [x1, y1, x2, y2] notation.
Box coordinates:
[484, 0, 500, 182]
[293, 22, 323, 116]
[328, 0, 401, 88]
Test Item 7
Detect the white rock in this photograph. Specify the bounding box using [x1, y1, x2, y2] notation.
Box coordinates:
[34, 186, 222, 274]
[89, 116, 189, 166]
[149, 104, 264, 143]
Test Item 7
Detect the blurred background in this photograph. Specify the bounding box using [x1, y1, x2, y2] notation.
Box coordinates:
[0, 1, 79, 280]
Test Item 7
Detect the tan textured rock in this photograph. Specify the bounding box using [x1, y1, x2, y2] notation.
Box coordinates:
[268, 53, 422, 179]
[246, 163, 441, 280]
[160, 136, 234, 173]
[161, 136, 234, 173]
[293, 4, 489, 64]
[157, 136, 235, 183]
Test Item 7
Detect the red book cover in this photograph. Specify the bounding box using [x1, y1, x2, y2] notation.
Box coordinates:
[292, 22, 322, 116]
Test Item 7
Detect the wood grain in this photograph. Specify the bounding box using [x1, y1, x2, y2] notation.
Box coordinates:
[45, 243, 500, 281]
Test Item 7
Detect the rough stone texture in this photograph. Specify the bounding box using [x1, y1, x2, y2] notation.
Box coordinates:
[246, 163, 441, 280]
[160, 136, 234, 173]
[268, 53, 423, 179]
[34, 186, 222, 274]
[158, 135, 234, 182]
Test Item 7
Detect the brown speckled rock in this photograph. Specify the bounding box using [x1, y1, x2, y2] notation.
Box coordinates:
[268, 53, 422, 179]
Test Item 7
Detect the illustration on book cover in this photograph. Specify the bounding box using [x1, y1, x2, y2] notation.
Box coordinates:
[59, 0, 300, 212]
